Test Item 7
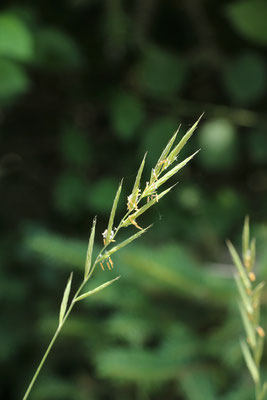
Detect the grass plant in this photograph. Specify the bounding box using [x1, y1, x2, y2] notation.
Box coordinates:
[227, 217, 267, 400]
[22, 116, 202, 399]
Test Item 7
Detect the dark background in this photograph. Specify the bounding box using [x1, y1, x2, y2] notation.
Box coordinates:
[1, 0, 267, 399]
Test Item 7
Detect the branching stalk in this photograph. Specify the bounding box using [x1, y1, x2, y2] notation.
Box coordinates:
[22, 117, 202, 399]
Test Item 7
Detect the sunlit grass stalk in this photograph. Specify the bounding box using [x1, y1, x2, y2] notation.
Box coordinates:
[227, 217, 267, 400]
[22, 116, 202, 399]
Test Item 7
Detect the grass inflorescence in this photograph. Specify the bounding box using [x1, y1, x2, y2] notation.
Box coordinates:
[22, 115, 202, 399]
[227, 217, 267, 400]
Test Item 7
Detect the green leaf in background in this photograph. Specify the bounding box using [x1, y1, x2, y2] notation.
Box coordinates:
[109, 91, 145, 141]
[220, 377, 253, 400]
[53, 172, 88, 216]
[60, 126, 91, 167]
[0, 58, 30, 101]
[87, 177, 120, 214]
[0, 13, 34, 61]
[247, 128, 267, 163]
[96, 348, 187, 385]
[176, 184, 202, 211]
[104, 0, 129, 60]
[226, 0, 267, 45]
[179, 369, 217, 400]
[223, 52, 266, 105]
[35, 28, 82, 70]
[136, 45, 186, 98]
[106, 313, 154, 346]
[30, 376, 87, 400]
[197, 119, 237, 170]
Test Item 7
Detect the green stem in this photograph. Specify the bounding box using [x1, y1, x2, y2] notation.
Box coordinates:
[22, 326, 61, 400]
[22, 279, 86, 400]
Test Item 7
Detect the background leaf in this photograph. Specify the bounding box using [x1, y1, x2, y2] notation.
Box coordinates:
[226, 0, 267, 45]
[0, 58, 30, 101]
[109, 91, 145, 141]
[0, 13, 34, 61]
[223, 52, 266, 105]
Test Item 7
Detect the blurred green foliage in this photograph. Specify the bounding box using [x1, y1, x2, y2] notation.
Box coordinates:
[0, 1, 267, 399]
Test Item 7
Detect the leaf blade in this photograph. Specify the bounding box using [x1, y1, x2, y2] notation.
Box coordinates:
[153, 150, 199, 191]
[106, 180, 123, 245]
[235, 274, 253, 314]
[59, 272, 73, 325]
[154, 127, 180, 176]
[128, 153, 147, 211]
[84, 217, 97, 279]
[240, 339, 259, 384]
[167, 114, 203, 165]
[227, 240, 251, 289]
[104, 225, 152, 258]
[75, 276, 120, 302]
[242, 215, 250, 262]
[238, 302, 256, 348]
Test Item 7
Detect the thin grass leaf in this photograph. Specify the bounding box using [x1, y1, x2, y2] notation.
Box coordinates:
[255, 335, 265, 367]
[75, 276, 120, 302]
[152, 151, 199, 192]
[238, 302, 256, 348]
[240, 339, 259, 384]
[167, 114, 203, 165]
[59, 272, 73, 325]
[227, 240, 251, 289]
[235, 274, 253, 314]
[128, 153, 147, 210]
[254, 306, 260, 329]
[104, 225, 152, 258]
[132, 185, 174, 221]
[106, 180, 123, 245]
[259, 382, 267, 400]
[253, 282, 265, 306]
[242, 215, 250, 264]
[154, 127, 180, 176]
[84, 217, 97, 279]
[251, 238, 256, 268]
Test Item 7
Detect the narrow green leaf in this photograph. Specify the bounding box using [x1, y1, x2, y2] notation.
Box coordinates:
[151, 150, 199, 191]
[84, 217, 97, 279]
[238, 302, 256, 348]
[255, 335, 265, 368]
[128, 153, 147, 210]
[250, 238, 256, 268]
[167, 114, 203, 165]
[259, 381, 267, 400]
[240, 339, 259, 384]
[104, 226, 152, 258]
[75, 276, 120, 302]
[123, 185, 175, 229]
[106, 180, 123, 245]
[59, 272, 73, 325]
[135, 186, 174, 218]
[154, 126, 180, 176]
[242, 215, 250, 263]
[252, 281, 265, 307]
[227, 240, 251, 289]
[235, 274, 253, 314]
